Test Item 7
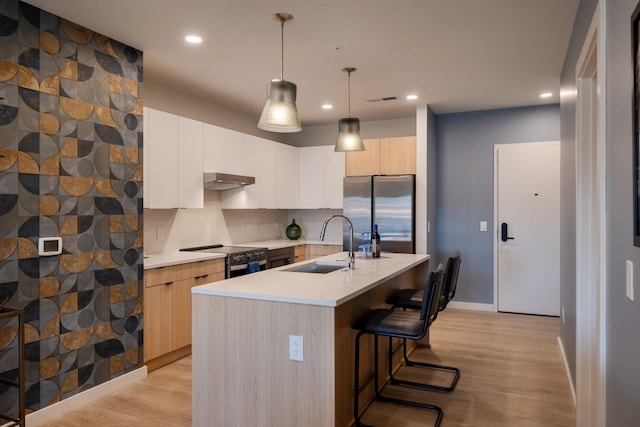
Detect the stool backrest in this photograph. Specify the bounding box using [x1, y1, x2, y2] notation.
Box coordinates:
[440, 251, 461, 312]
[420, 263, 445, 325]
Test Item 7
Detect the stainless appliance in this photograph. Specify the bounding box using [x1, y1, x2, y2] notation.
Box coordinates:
[343, 175, 416, 254]
[203, 172, 255, 191]
[180, 244, 268, 278]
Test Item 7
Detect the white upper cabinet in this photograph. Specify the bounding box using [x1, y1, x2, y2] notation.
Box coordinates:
[203, 123, 225, 172]
[298, 146, 344, 209]
[144, 108, 203, 209]
[144, 108, 179, 208]
[275, 144, 299, 209]
[220, 134, 278, 209]
[298, 146, 324, 209]
[324, 146, 345, 209]
[224, 130, 245, 175]
[178, 116, 204, 208]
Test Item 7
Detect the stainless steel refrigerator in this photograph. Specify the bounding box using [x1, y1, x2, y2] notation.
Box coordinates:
[343, 175, 416, 254]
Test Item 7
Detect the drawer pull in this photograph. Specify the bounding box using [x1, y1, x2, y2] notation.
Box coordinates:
[164, 281, 174, 286]
[195, 274, 209, 279]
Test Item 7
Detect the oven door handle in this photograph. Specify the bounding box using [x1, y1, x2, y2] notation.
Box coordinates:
[229, 259, 267, 272]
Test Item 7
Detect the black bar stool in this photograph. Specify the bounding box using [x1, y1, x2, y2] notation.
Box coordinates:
[352, 263, 445, 427]
[385, 251, 462, 393]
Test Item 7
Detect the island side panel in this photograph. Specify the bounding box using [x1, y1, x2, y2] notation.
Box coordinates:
[192, 295, 335, 427]
[334, 258, 429, 427]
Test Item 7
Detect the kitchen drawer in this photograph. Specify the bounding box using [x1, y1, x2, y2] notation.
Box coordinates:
[145, 258, 225, 288]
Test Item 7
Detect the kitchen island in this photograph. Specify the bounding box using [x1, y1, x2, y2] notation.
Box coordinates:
[191, 252, 430, 427]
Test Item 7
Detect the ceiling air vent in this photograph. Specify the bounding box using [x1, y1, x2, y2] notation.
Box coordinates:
[366, 96, 399, 103]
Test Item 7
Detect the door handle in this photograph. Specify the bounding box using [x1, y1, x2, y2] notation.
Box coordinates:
[501, 222, 515, 242]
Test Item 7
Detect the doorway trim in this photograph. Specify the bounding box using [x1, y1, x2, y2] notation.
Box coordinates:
[492, 140, 561, 313]
[575, 4, 606, 426]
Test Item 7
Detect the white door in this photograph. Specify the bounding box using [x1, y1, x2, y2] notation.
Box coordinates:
[495, 142, 560, 316]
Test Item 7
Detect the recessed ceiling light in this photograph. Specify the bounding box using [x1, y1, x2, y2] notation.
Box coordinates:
[406, 94, 418, 100]
[185, 35, 202, 44]
[322, 104, 333, 110]
[540, 92, 553, 98]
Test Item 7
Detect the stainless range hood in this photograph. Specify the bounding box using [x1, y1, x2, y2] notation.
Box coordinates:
[203, 172, 255, 191]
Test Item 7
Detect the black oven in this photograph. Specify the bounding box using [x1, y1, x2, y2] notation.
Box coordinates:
[180, 245, 269, 279]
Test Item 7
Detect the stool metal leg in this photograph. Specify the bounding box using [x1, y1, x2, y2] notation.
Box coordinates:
[355, 333, 443, 427]
[387, 338, 460, 393]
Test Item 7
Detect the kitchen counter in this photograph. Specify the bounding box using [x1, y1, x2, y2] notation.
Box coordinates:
[192, 252, 428, 307]
[192, 252, 430, 427]
[143, 251, 225, 269]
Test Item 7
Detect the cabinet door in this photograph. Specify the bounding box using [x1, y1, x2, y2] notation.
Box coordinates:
[146, 108, 179, 208]
[324, 147, 344, 208]
[380, 136, 416, 174]
[294, 244, 308, 263]
[172, 278, 195, 350]
[224, 129, 245, 175]
[260, 139, 277, 209]
[298, 146, 324, 209]
[276, 144, 299, 208]
[144, 282, 173, 361]
[203, 123, 225, 173]
[178, 117, 204, 208]
[345, 139, 380, 176]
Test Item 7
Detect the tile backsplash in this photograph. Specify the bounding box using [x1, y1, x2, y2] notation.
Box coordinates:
[144, 192, 343, 253]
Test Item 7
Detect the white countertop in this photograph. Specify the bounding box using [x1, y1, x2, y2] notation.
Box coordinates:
[143, 252, 226, 269]
[191, 252, 429, 307]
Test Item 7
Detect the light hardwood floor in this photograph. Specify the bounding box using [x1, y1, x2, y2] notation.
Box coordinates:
[43, 309, 575, 426]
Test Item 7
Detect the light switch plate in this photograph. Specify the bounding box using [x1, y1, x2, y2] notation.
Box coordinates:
[480, 221, 488, 232]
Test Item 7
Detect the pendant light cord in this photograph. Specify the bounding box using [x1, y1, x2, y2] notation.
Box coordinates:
[280, 17, 285, 81]
[347, 70, 351, 118]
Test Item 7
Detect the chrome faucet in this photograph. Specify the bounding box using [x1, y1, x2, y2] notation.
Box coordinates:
[320, 214, 355, 269]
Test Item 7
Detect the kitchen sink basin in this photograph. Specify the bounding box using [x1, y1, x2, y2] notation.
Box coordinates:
[284, 262, 347, 274]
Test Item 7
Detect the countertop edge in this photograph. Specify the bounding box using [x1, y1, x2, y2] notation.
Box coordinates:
[143, 252, 226, 269]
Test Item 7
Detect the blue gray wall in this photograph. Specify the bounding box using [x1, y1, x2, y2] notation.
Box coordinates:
[604, 1, 640, 424]
[436, 105, 560, 305]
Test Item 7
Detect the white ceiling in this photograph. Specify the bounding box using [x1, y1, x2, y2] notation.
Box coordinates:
[24, 0, 578, 126]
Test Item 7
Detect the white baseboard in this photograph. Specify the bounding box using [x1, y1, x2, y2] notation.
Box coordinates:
[25, 366, 148, 426]
[557, 336, 577, 407]
[447, 301, 495, 312]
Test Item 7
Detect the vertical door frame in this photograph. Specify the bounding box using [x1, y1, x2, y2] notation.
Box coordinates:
[575, 4, 606, 426]
[492, 140, 561, 313]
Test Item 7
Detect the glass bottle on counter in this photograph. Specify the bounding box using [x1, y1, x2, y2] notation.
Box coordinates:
[372, 224, 381, 258]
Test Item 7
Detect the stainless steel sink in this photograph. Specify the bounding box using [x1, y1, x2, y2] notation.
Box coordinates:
[284, 262, 347, 274]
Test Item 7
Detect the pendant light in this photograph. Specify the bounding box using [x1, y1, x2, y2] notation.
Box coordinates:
[335, 67, 365, 151]
[257, 13, 302, 133]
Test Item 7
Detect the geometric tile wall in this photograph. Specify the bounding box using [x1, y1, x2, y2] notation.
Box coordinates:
[0, 1, 143, 416]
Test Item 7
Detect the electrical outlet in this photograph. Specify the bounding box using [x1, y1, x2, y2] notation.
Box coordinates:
[289, 335, 303, 361]
[480, 221, 488, 232]
[156, 226, 164, 240]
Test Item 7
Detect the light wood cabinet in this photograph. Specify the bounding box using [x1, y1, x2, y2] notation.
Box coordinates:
[308, 244, 343, 259]
[144, 258, 225, 370]
[345, 136, 416, 176]
[294, 244, 308, 263]
[345, 139, 381, 176]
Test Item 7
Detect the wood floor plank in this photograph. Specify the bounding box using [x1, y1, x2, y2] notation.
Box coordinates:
[41, 309, 575, 426]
